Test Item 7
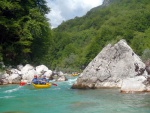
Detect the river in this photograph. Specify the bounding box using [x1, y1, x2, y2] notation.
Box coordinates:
[0, 77, 150, 113]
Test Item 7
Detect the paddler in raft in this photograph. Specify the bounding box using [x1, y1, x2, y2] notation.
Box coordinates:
[40, 75, 49, 85]
[32, 75, 39, 84]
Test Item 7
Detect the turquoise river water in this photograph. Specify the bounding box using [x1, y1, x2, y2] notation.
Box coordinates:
[0, 77, 150, 113]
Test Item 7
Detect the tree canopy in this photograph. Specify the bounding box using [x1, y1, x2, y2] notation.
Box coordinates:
[0, 0, 52, 65]
[1, 0, 150, 72]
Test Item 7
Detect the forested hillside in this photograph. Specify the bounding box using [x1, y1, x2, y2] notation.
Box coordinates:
[49, 0, 150, 72]
[1, 0, 150, 72]
[0, 0, 52, 66]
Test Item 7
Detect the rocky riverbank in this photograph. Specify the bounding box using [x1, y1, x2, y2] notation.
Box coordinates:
[1, 39, 150, 93]
[0, 64, 68, 85]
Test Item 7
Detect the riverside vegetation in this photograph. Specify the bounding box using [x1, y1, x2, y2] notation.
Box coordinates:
[0, 0, 150, 72]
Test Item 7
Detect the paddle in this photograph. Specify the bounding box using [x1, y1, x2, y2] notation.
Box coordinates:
[52, 83, 57, 86]
[19, 81, 26, 86]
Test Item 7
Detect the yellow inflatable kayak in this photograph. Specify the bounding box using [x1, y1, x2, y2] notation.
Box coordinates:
[72, 73, 78, 76]
[32, 83, 51, 89]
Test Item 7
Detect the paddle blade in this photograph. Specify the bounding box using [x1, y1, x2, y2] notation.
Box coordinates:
[52, 83, 57, 86]
[20, 81, 26, 86]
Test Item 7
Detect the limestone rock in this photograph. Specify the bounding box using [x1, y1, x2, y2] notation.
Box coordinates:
[0, 69, 21, 85]
[57, 71, 64, 76]
[146, 66, 150, 75]
[7, 74, 21, 84]
[145, 60, 150, 75]
[21, 64, 37, 82]
[1, 79, 9, 85]
[36, 65, 49, 75]
[0, 79, 3, 85]
[17, 64, 24, 71]
[10, 68, 21, 75]
[72, 39, 147, 89]
[57, 75, 68, 82]
[21, 64, 34, 74]
[0, 64, 68, 85]
[1, 73, 9, 79]
[44, 70, 53, 79]
[120, 76, 147, 93]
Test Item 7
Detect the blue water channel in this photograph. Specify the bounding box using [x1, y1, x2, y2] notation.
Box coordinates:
[0, 77, 150, 113]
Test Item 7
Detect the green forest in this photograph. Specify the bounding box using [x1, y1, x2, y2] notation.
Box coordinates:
[0, 0, 52, 66]
[0, 0, 150, 72]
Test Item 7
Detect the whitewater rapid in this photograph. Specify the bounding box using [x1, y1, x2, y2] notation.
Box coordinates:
[4, 86, 22, 93]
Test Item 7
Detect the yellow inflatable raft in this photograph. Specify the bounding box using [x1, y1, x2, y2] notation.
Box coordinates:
[32, 83, 51, 89]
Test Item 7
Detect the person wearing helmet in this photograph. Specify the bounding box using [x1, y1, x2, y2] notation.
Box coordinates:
[41, 75, 49, 84]
[32, 75, 38, 84]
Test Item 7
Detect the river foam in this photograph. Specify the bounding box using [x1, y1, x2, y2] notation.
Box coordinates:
[0, 96, 15, 99]
[66, 77, 77, 85]
[4, 86, 22, 93]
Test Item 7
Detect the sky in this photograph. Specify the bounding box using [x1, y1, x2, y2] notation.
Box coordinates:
[46, 0, 104, 28]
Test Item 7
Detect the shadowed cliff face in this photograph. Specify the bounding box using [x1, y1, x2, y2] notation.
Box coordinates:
[72, 39, 148, 89]
[145, 60, 150, 75]
[0, 79, 3, 85]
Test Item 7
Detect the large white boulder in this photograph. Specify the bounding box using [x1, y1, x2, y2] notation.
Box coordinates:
[1, 79, 9, 85]
[7, 74, 21, 84]
[22, 69, 37, 82]
[57, 71, 64, 76]
[2, 73, 9, 78]
[10, 68, 21, 75]
[0, 64, 68, 85]
[36, 65, 49, 75]
[17, 64, 24, 71]
[120, 76, 147, 93]
[57, 75, 67, 81]
[72, 39, 147, 89]
[44, 70, 52, 78]
[21, 64, 34, 74]
[21, 64, 37, 82]
[0, 68, 21, 84]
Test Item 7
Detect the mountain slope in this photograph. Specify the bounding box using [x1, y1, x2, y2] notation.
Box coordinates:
[49, 0, 150, 71]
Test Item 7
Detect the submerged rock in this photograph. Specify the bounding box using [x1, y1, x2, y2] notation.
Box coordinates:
[72, 39, 148, 90]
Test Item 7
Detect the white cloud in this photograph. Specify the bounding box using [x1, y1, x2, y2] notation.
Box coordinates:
[46, 0, 103, 28]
